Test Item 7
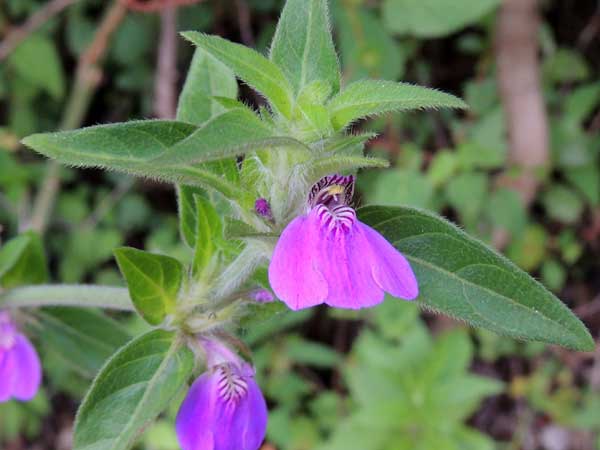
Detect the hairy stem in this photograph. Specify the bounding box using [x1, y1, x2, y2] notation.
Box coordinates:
[0, 285, 134, 311]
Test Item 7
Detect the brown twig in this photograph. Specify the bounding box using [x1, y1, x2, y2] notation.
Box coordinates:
[495, 0, 549, 206]
[122, 0, 203, 13]
[0, 0, 79, 61]
[26, 1, 128, 234]
[235, 0, 254, 47]
[154, 6, 178, 119]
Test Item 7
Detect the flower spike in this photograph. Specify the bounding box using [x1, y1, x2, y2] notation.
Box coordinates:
[268, 174, 419, 310]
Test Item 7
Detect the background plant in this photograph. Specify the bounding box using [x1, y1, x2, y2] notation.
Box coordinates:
[0, 0, 599, 449]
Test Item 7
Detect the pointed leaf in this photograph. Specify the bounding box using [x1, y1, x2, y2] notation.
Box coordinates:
[270, 0, 340, 96]
[177, 48, 238, 125]
[176, 185, 204, 248]
[114, 247, 184, 325]
[358, 206, 594, 351]
[192, 195, 222, 277]
[328, 80, 467, 130]
[181, 31, 294, 118]
[73, 330, 194, 450]
[149, 109, 304, 166]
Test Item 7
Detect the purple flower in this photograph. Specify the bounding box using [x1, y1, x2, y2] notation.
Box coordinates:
[176, 338, 268, 450]
[0, 311, 42, 402]
[249, 288, 274, 303]
[268, 174, 418, 310]
[254, 198, 273, 221]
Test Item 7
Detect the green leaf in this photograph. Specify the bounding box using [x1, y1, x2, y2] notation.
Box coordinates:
[327, 80, 466, 130]
[22, 114, 298, 199]
[176, 48, 238, 125]
[10, 34, 65, 99]
[149, 109, 303, 166]
[36, 308, 131, 378]
[114, 247, 184, 325]
[176, 185, 204, 248]
[358, 206, 594, 351]
[22, 120, 198, 170]
[382, 0, 500, 38]
[73, 330, 194, 450]
[270, 0, 340, 96]
[192, 195, 222, 276]
[181, 31, 294, 118]
[542, 185, 584, 224]
[0, 231, 48, 288]
[333, 2, 406, 82]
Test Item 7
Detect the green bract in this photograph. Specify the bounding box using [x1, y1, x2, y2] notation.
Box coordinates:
[6, 0, 592, 449]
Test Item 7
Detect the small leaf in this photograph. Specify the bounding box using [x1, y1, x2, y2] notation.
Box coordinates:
[328, 80, 467, 130]
[0, 231, 48, 288]
[114, 247, 184, 325]
[334, 3, 406, 83]
[192, 195, 222, 277]
[359, 205, 594, 351]
[176, 185, 204, 248]
[270, 0, 340, 96]
[181, 31, 294, 118]
[36, 308, 131, 378]
[73, 330, 194, 450]
[177, 48, 238, 125]
[10, 34, 65, 99]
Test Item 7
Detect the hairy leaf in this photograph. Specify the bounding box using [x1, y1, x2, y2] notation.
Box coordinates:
[270, 0, 340, 96]
[192, 195, 222, 277]
[176, 48, 238, 125]
[73, 330, 194, 450]
[114, 247, 183, 325]
[22, 114, 297, 199]
[328, 80, 467, 130]
[181, 31, 294, 118]
[358, 206, 594, 351]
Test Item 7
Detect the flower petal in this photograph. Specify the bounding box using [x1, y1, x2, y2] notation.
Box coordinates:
[176, 373, 219, 450]
[0, 349, 16, 403]
[238, 378, 268, 450]
[317, 223, 384, 309]
[9, 334, 41, 401]
[268, 214, 328, 310]
[358, 221, 419, 300]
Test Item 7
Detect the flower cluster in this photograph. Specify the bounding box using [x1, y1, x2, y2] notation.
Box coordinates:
[0, 311, 41, 403]
[175, 173, 419, 450]
[2, 174, 418, 450]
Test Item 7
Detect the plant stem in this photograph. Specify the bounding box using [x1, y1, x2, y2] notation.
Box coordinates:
[0, 285, 134, 311]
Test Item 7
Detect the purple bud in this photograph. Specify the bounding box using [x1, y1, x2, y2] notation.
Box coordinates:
[268, 174, 418, 310]
[176, 338, 267, 450]
[0, 311, 42, 402]
[249, 288, 274, 303]
[254, 198, 273, 220]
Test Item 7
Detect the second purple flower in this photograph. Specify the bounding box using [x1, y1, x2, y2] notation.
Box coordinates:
[268, 174, 419, 310]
